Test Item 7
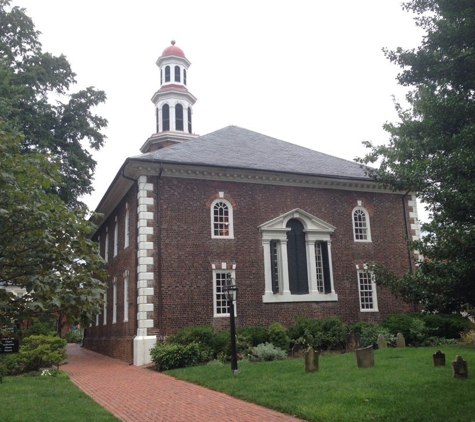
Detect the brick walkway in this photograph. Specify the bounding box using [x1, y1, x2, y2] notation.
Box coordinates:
[62, 344, 304, 422]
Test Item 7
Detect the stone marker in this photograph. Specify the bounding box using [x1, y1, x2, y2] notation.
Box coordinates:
[355, 345, 374, 368]
[452, 355, 468, 379]
[346, 330, 360, 352]
[396, 332, 406, 348]
[377, 333, 387, 349]
[304, 347, 319, 373]
[432, 350, 446, 366]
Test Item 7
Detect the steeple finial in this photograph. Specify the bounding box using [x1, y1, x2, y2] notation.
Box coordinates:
[171, 40, 176, 46]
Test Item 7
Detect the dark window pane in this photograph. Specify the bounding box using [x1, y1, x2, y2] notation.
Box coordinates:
[286, 219, 308, 294]
[187, 107, 192, 133]
[174, 65, 180, 82]
[184, 69, 187, 85]
[165, 66, 170, 82]
[175, 104, 184, 131]
[162, 104, 170, 131]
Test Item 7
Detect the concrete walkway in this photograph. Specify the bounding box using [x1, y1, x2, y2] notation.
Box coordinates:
[62, 344, 304, 422]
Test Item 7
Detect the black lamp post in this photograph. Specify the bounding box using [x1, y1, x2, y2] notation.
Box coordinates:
[223, 273, 239, 374]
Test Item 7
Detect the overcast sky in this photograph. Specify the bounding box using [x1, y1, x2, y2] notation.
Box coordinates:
[14, 0, 425, 216]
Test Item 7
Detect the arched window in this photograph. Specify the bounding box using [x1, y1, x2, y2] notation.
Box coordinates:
[175, 103, 184, 131]
[155, 108, 159, 133]
[164, 65, 170, 82]
[259, 208, 338, 303]
[160, 68, 162, 85]
[187, 107, 192, 133]
[123, 270, 129, 322]
[286, 219, 309, 294]
[211, 198, 234, 238]
[162, 104, 170, 131]
[112, 277, 117, 324]
[103, 291, 107, 325]
[352, 206, 371, 242]
[104, 228, 109, 262]
[174, 65, 180, 82]
[184, 68, 187, 85]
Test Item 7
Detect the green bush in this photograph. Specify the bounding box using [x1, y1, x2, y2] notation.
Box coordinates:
[250, 343, 287, 361]
[414, 313, 474, 339]
[0, 353, 22, 376]
[237, 325, 269, 347]
[18, 335, 67, 372]
[150, 342, 207, 371]
[22, 321, 57, 338]
[63, 329, 83, 343]
[320, 317, 348, 350]
[168, 325, 216, 358]
[381, 314, 414, 342]
[268, 322, 290, 351]
[213, 329, 231, 357]
[287, 316, 322, 345]
[349, 322, 390, 348]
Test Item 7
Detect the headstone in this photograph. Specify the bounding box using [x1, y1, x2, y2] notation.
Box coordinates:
[304, 347, 319, 373]
[377, 333, 387, 349]
[346, 330, 360, 352]
[396, 332, 406, 348]
[432, 350, 446, 366]
[452, 355, 468, 379]
[355, 345, 374, 368]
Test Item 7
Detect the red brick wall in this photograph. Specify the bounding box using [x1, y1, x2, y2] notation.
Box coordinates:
[156, 177, 414, 335]
[85, 184, 138, 363]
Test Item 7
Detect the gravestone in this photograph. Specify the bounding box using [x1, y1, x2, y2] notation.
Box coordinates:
[432, 350, 446, 366]
[377, 333, 387, 349]
[355, 345, 374, 368]
[452, 355, 468, 379]
[304, 347, 319, 373]
[346, 330, 360, 352]
[396, 332, 406, 348]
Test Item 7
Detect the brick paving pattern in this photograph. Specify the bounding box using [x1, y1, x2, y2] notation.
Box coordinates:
[62, 344, 304, 422]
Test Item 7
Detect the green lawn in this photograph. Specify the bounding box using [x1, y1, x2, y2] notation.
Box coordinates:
[166, 345, 475, 422]
[0, 371, 119, 422]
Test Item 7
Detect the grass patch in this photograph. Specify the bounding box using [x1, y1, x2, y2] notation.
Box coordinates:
[0, 371, 119, 422]
[166, 345, 475, 422]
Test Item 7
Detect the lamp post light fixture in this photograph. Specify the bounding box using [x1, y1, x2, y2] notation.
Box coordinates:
[223, 272, 239, 374]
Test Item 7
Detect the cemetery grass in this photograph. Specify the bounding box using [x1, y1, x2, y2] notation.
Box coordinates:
[166, 345, 475, 422]
[0, 371, 119, 422]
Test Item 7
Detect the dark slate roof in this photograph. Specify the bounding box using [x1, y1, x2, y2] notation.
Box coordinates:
[132, 125, 369, 180]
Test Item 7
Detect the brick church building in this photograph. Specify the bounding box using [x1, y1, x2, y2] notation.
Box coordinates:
[84, 41, 418, 365]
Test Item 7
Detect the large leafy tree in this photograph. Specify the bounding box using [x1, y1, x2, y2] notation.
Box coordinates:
[0, 1, 107, 328]
[359, 0, 475, 314]
[0, 0, 107, 207]
[0, 125, 106, 328]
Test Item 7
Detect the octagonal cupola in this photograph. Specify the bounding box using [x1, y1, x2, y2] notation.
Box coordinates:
[141, 41, 198, 153]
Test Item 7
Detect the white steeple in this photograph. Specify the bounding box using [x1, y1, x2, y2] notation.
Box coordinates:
[140, 41, 198, 153]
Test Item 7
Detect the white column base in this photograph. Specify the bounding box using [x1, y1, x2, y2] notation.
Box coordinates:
[133, 335, 156, 366]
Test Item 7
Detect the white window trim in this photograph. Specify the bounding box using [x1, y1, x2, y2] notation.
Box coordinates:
[103, 291, 107, 325]
[123, 270, 129, 322]
[113, 216, 118, 257]
[259, 209, 338, 303]
[213, 269, 236, 317]
[124, 204, 130, 249]
[112, 277, 117, 324]
[210, 196, 234, 239]
[104, 228, 109, 262]
[357, 269, 379, 312]
[352, 206, 372, 242]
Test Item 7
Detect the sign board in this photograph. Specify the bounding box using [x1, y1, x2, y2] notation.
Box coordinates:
[0, 337, 19, 353]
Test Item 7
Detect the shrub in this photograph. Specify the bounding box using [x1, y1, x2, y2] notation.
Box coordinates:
[268, 322, 290, 352]
[167, 325, 217, 358]
[381, 314, 414, 342]
[0, 353, 22, 376]
[214, 330, 231, 358]
[349, 322, 390, 348]
[250, 343, 287, 361]
[64, 329, 83, 343]
[237, 325, 269, 347]
[18, 335, 67, 372]
[150, 342, 207, 371]
[320, 317, 347, 350]
[415, 313, 474, 339]
[287, 316, 322, 346]
[460, 330, 475, 345]
[22, 321, 57, 338]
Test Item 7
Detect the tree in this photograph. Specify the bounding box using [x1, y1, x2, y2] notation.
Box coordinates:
[0, 0, 107, 207]
[358, 0, 475, 314]
[0, 125, 106, 329]
[0, 1, 107, 328]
